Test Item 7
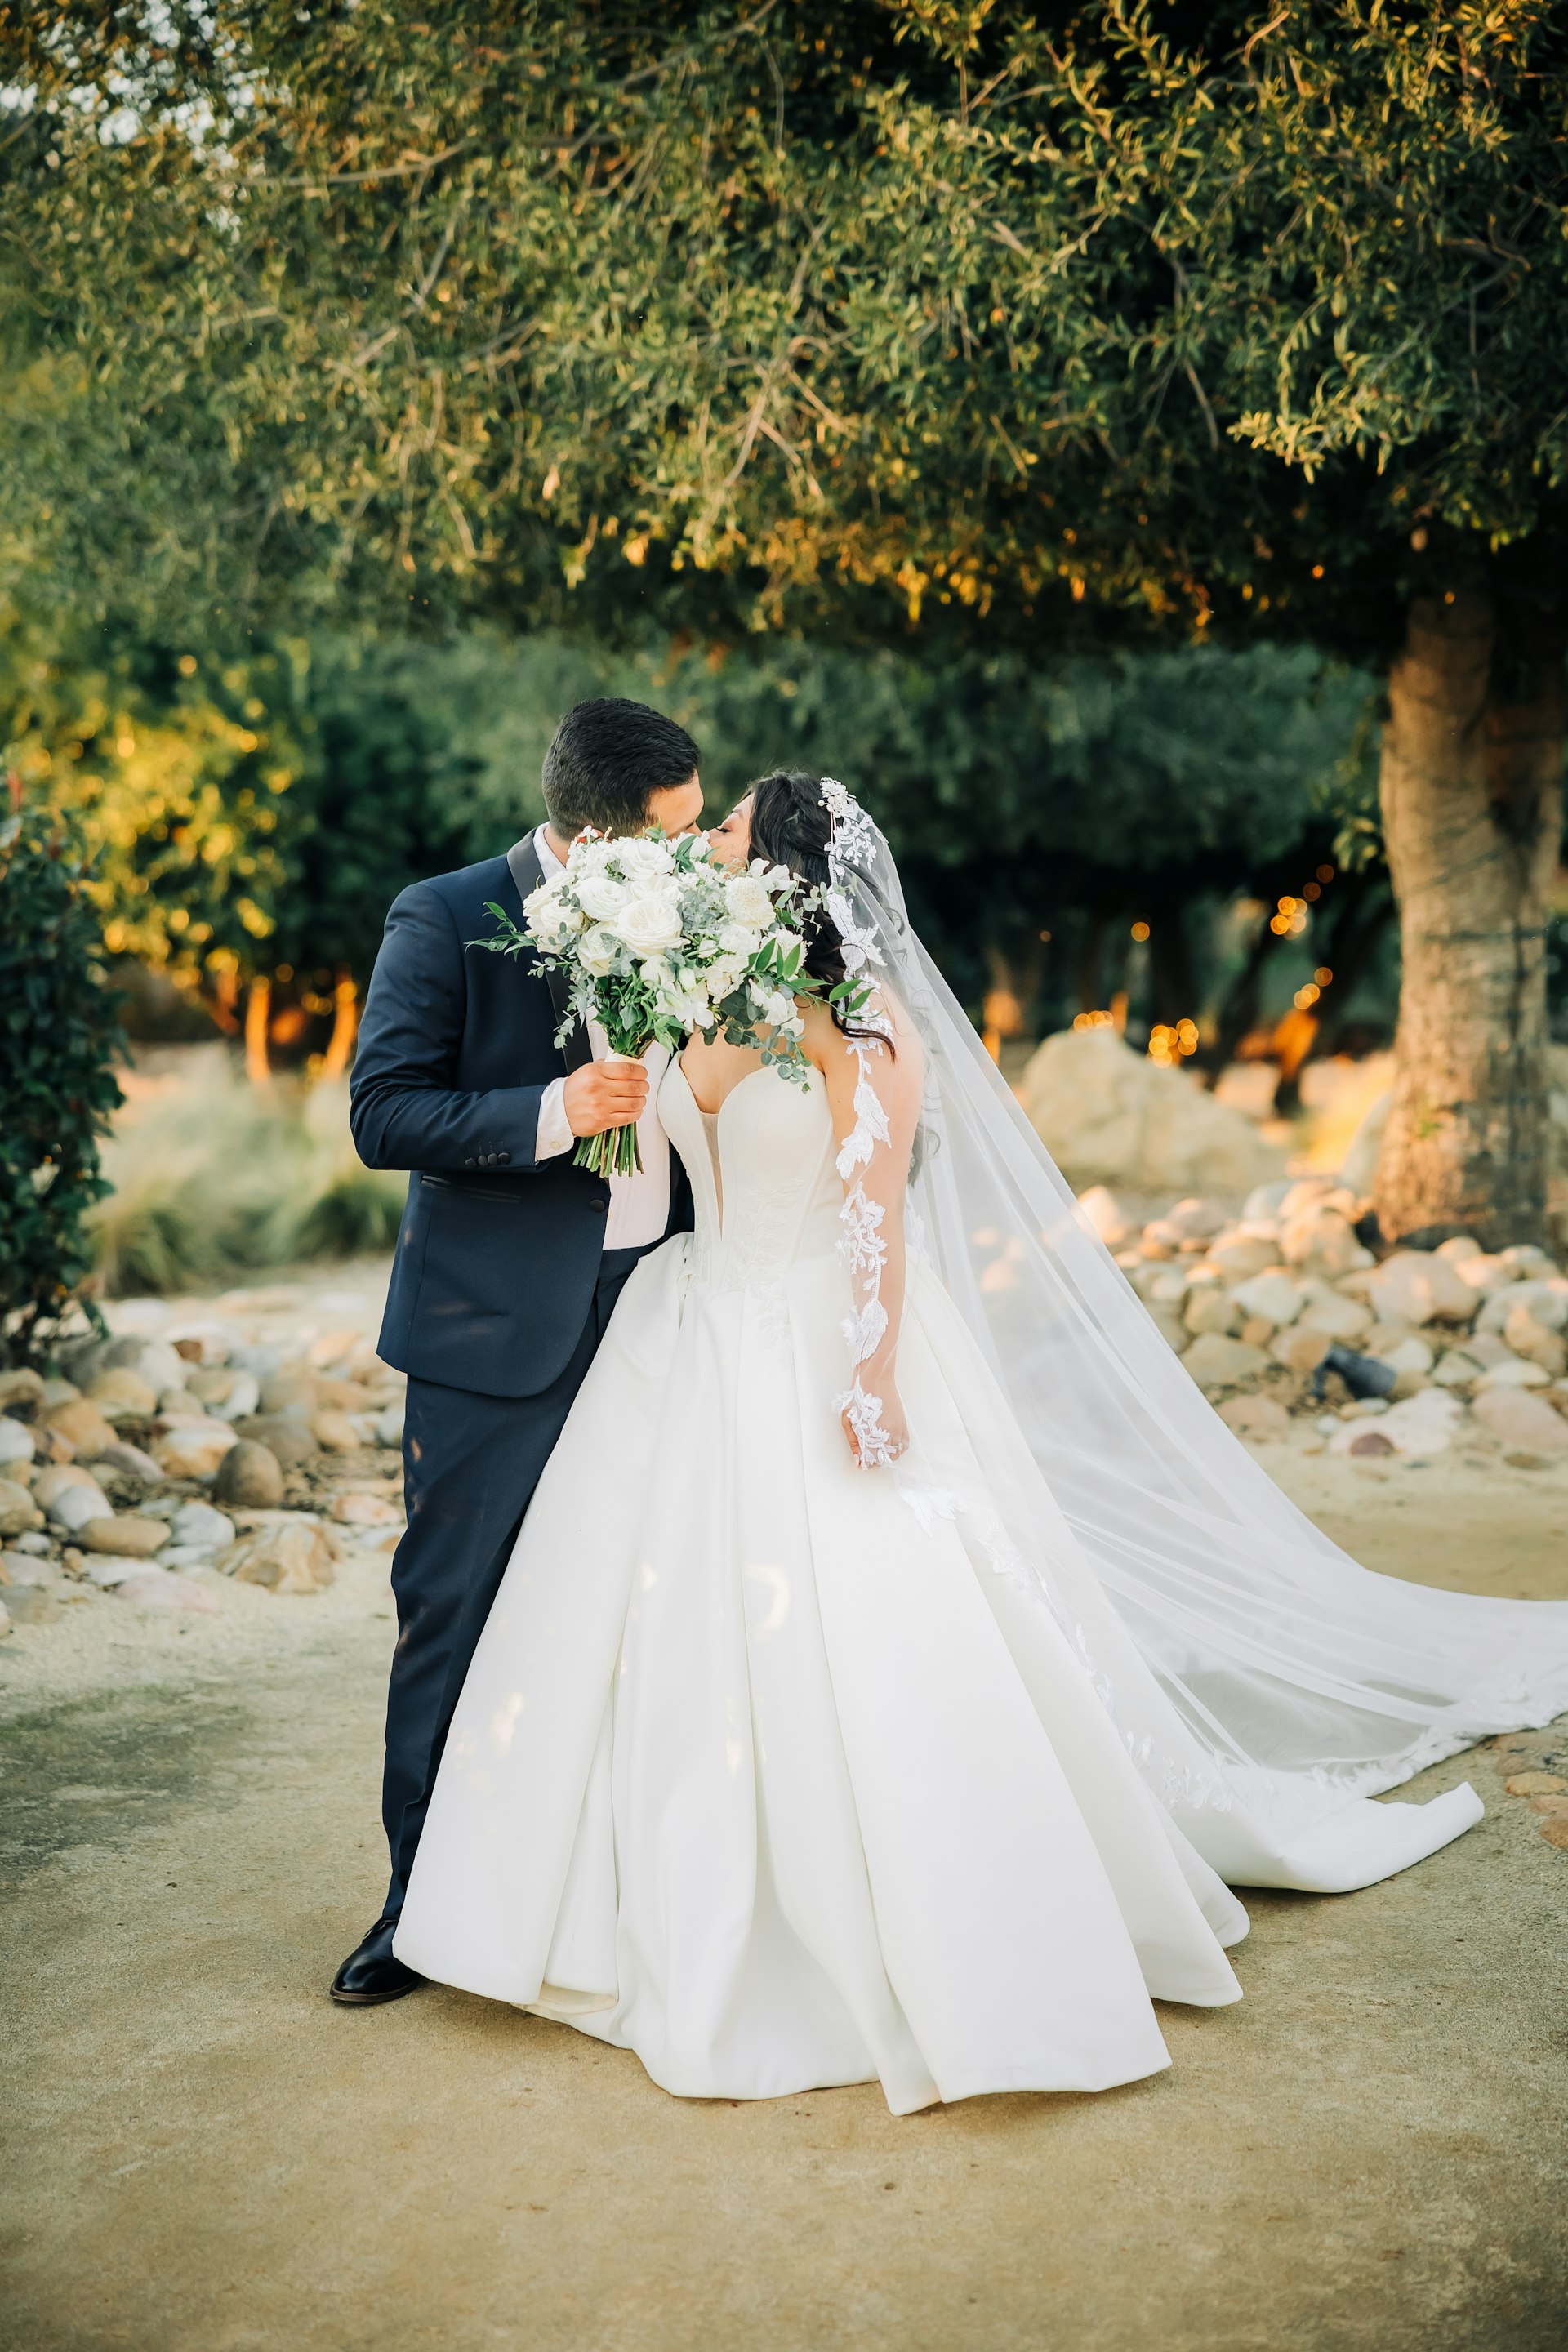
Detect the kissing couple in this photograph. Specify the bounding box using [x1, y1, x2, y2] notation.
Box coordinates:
[334, 694, 1568, 2114]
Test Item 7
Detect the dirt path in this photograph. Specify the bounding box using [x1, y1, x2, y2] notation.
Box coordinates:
[3, 1477, 1567, 2350]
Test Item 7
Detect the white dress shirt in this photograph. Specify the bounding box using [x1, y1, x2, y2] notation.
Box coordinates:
[531, 825, 673, 1249]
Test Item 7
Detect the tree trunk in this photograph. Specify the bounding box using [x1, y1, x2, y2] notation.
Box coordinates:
[318, 973, 359, 1080]
[243, 975, 273, 1085]
[1375, 582, 1565, 1250]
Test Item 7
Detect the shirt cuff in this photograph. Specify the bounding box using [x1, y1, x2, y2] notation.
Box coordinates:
[534, 1075, 574, 1162]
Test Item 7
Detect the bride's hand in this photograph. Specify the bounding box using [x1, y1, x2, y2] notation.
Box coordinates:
[842, 1378, 909, 1470]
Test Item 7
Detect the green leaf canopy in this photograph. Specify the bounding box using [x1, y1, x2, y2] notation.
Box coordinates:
[4, 2, 1566, 645]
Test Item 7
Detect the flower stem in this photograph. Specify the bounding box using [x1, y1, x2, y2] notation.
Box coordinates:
[573, 1121, 644, 1178]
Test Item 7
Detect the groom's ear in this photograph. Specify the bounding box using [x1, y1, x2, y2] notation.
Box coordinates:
[645, 771, 704, 836]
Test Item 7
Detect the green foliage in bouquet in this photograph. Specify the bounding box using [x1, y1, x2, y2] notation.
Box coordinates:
[476, 827, 854, 1176]
[0, 784, 123, 1364]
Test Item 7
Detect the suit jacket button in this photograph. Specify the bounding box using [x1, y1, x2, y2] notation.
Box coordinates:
[497, 1152, 510, 1167]
[463, 1157, 475, 1169]
[590, 1198, 607, 1214]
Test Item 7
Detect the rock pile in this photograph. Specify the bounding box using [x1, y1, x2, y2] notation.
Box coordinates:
[0, 1303, 408, 1634]
[1019, 1027, 1287, 1197]
[1106, 1176, 1568, 1461]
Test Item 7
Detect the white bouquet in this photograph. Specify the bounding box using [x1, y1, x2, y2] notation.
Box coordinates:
[475, 829, 843, 1176]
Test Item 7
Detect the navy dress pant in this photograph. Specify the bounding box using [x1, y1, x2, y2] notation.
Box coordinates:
[381, 1243, 651, 1915]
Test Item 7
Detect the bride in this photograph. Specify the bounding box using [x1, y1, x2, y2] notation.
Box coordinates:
[394, 770, 1568, 2113]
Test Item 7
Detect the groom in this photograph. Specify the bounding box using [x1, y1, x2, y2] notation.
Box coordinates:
[332, 697, 702, 2003]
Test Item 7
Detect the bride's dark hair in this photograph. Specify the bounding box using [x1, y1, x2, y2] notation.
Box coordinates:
[744, 768, 887, 1048]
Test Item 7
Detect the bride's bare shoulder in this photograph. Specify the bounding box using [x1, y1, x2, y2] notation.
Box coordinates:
[799, 990, 923, 1095]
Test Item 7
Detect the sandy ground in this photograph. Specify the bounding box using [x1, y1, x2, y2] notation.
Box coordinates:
[2, 1281, 1567, 2350]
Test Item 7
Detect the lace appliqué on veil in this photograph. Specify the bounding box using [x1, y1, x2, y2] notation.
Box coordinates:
[831, 1035, 900, 1467]
[822, 777, 905, 1471]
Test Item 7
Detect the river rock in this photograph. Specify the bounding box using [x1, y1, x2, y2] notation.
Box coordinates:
[1146, 1304, 1190, 1352]
[1364, 1250, 1479, 1330]
[33, 1463, 106, 1510]
[1375, 1391, 1465, 1456]
[1018, 1027, 1285, 1196]
[81, 1552, 158, 1587]
[164, 1320, 239, 1366]
[1075, 1186, 1132, 1249]
[1271, 1325, 1333, 1374]
[114, 1566, 220, 1613]
[1278, 1205, 1364, 1278]
[90, 1439, 166, 1484]
[234, 1413, 320, 1467]
[0, 1368, 44, 1414]
[1217, 1394, 1292, 1439]
[44, 1398, 119, 1459]
[78, 1513, 171, 1558]
[1472, 1387, 1568, 1453]
[1182, 1333, 1268, 1390]
[214, 1441, 285, 1508]
[44, 1477, 114, 1533]
[1298, 1294, 1373, 1342]
[1451, 1254, 1518, 1299]
[1164, 1197, 1235, 1243]
[2, 1550, 60, 1586]
[311, 1409, 360, 1454]
[168, 1500, 237, 1553]
[259, 1366, 318, 1415]
[1502, 1305, 1567, 1374]
[64, 1334, 189, 1397]
[1328, 1423, 1396, 1457]
[0, 1479, 44, 1537]
[1183, 1283, 1240, 1338]
[1474, 1355, 1549, 1390]
[0, 1418, 35, 1472]
[1378, 1335, 1436, 1378]
[1231, 1271, 1304, 1329]
[207, 1371, 261, 1423]
[85, 1367, 158, 1422]
[1204, 1235, 1279, 1285]
[221, 1517, 337, 1593]
[150, 1419, 239, 1481]
[328, 1489, 402, 1526]
[372, 1404, 405, 1449]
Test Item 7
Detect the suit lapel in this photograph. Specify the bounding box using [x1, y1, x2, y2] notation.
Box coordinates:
[506, 833, 593, 1073]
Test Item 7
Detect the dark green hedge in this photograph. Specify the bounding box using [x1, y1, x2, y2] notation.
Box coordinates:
[0, 786, 123, 1365]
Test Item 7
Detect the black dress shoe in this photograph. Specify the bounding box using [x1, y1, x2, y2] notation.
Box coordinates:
[330, 1914, 424, 2006]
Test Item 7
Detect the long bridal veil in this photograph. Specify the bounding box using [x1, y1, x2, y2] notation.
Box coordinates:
[823, 785, 1568, 1882]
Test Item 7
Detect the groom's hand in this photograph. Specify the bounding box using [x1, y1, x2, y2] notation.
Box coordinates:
[564, 1059, 650, 1138]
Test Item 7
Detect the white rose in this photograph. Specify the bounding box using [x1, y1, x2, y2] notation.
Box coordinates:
[614, 835, 676, 881]
[570, 835, 615, 877]
[716, 920, 761, 960]
[578, 925, 621, 976]
[724, 871, 775, 929]
[762, 989, 799, 1030]
[575, 873, 630, 922]
[523, 881, 580, 948]
[612, 882, 684, 956]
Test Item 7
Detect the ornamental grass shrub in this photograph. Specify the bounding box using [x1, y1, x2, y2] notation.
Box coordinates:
[91, 1062, 404, 1296]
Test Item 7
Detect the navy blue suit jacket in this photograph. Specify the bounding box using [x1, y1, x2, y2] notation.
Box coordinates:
[351, 840, 689, 1399]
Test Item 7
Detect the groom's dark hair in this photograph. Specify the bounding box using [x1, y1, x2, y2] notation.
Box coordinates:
[541, 698, 700, 837]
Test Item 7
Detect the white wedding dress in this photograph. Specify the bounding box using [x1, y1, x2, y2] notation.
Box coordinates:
[394, 1058, 1495, 2113]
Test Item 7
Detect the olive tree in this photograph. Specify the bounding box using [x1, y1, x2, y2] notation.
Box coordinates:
[4, 1, 1566, 1239]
